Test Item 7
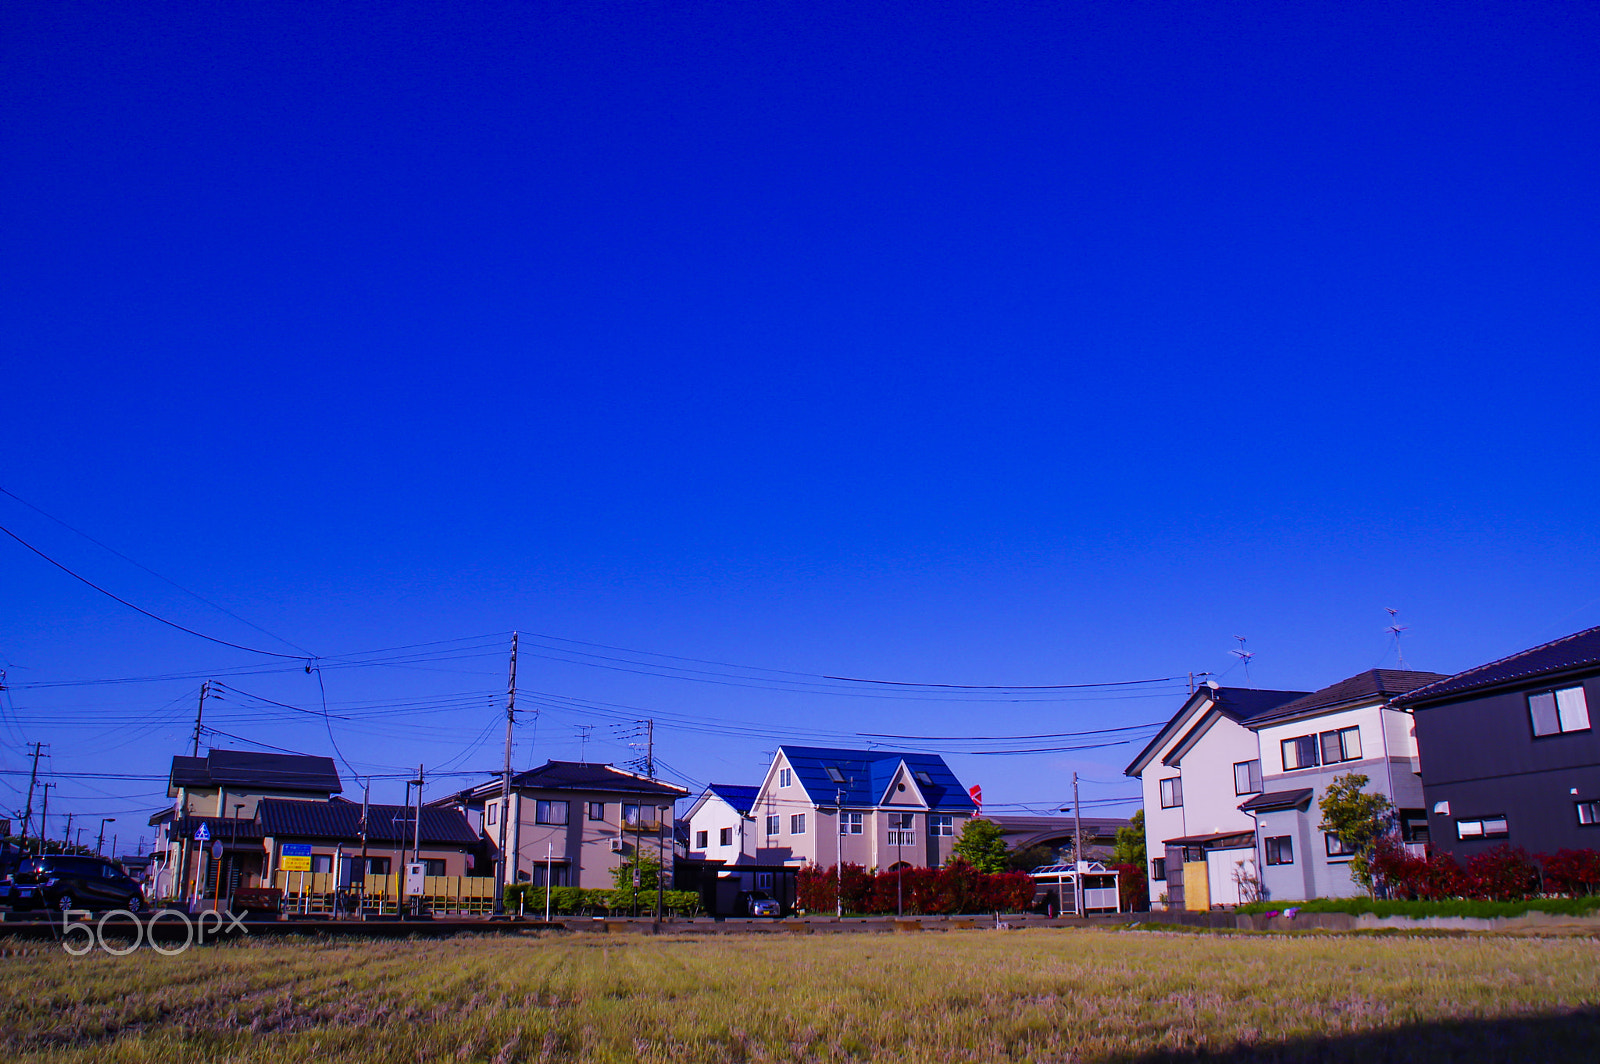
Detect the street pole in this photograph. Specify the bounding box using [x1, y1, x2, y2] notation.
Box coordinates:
[495, 633, 517, 914]
[38, 783, 50, 853]
[20, 741, 46, 842]
[97, 818, 115, 857]
[412, 765, 424, 916]
[62, 812, 73, 852]
[1073, 772, 1084, 917]
[836, 787, 844, 918]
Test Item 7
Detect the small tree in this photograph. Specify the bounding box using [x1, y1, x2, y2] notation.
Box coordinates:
[1111, 809, 1146, 869]
[950, 818, 1010, 874]
[1318, 773, 1393, 895]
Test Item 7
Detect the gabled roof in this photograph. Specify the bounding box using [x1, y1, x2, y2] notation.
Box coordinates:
[775, 746, 977, 812]
[1238, 788, 1314, 813]
[1246, 670, 1449, 727]
[1391, 626, 1600, 707]
[1125, 687, 1309, 777]
[255, 798, 479, 845]
[707, 783, 758, 814]
[465, 761, 688, 802]
[169, 750, 342, 795]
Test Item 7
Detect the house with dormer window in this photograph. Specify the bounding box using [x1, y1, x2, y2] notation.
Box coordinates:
[748, 746, 977, 872]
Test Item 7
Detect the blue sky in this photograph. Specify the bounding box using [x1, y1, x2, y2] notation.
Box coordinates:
[3, 1, 1597, 850]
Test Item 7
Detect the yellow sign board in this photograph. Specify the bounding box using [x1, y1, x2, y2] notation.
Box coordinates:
[280, 843, 313, 872]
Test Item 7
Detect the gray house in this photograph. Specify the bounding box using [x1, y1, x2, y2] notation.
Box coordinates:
[1392, 626, 1600, 859]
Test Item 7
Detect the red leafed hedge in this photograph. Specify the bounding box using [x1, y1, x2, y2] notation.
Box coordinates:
[1370, 839, 1600, 902]
[796, 860, 1036, 915]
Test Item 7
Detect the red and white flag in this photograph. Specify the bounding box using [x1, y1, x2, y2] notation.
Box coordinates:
[968, 783, 982, 812]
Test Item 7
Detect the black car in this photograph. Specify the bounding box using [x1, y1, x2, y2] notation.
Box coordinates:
[1, 855, 146, 913]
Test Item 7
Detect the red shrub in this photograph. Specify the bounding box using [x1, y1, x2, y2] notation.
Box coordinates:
[1111, 862, 1149, 911]
[1462, 845, 1541, 901]
[802, 862, 1035, 914]
[1540, 849, 1600, 896]
[1369, 836, 1465, 900]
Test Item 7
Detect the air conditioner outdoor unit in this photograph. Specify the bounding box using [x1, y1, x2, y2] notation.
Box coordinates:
[609, 838, 625, 853]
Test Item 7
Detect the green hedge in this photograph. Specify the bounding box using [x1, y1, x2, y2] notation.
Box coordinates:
[503, 884, 702, 916]
[1235, 895, 1600, 920]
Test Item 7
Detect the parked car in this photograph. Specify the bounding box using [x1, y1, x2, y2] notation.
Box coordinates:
[0, 855, 146, 913]
[738, 889, 781, 917]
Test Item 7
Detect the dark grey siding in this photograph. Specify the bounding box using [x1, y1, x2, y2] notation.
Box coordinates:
[1413, 673, 1600, 857]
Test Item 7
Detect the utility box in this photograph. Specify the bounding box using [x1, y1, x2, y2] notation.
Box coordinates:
[405, 862, 426, 897]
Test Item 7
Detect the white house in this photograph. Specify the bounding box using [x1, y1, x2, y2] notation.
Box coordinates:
[683, 783, 758, 868]
[1242, 669, 1444, 901]
[1124, 684, 1307, 910]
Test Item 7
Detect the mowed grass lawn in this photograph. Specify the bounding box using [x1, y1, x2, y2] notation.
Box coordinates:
[5, 928, 1600, 1062]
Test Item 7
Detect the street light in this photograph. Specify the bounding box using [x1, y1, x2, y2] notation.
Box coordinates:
[96, 818, 116, 856]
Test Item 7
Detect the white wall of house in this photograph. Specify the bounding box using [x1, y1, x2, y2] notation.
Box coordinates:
[685, 794, 754, 865]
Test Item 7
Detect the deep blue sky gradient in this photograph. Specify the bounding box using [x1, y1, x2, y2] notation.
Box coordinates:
[3, 2, 1597, 844]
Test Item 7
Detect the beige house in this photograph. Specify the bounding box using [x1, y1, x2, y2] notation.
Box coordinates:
[748, 746, 978, 871]
[464, 761, 688, 890]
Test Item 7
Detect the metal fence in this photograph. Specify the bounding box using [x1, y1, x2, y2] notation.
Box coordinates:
[272, 871, 498, 915]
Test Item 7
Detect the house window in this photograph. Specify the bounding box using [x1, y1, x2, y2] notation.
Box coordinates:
[1264, 836, 1293, 865]
[790, 814, 806, 834]
[311, 854, 333, 874]
[531, 864, 570, 887]
[825, 766, 846, 783]
[779, 768, 792, 788]
[486, 804, 498, 826]
[914, 770, 934, 786]
[1181, 846, 1204, 864]
[1529, 686, 1591, 737]
[1151, 857, 1166, 881]
[1282, 735, 1319, 771]
[1578, 801, 1600, 826]
[535, 800, 569, 825]
[421, 858, 446, 877]
[1233, 760, 1263, 795]
[694, 830, 708, 849]
[1456, 816, 1509, 840]
[719, 826, 732, 846]
[765, 815, 779, 836]
[1159, 777, 1183, 808]
[887, 812, 915, 846]
[1319, 726, 1363, 765]
[1399, 810, 1430, 843]
[364, 857, 390, 876]
[839, 812, 863, 835]
[929, 814, 954, 837]
[755, 873, 773, 889]
[1325, 833, 1355, 859]
[587, 802, 605, 821]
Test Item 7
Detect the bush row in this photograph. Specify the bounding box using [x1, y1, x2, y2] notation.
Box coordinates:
[1369, 842, 1600, 903]
[503, 884, 703, 916]
[795, 860, 1036, 915]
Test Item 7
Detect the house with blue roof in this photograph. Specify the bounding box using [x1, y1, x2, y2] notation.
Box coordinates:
[748, 746, 978, 872]
[683, 783, 759, 868]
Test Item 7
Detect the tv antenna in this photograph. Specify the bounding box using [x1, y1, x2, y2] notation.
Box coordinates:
[1229, 635, 1254, 686]
[575, 724, 594, 763]
[1385, 608, 1409, 669]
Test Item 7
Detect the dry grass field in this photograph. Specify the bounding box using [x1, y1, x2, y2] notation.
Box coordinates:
[4, 927, 1599, 1062]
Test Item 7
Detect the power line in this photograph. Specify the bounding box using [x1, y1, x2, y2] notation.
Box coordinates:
[0, 521, 309, 661]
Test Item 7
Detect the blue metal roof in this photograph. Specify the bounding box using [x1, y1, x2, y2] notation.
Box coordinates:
[777, 746, 977, 812]
[706, 783, 758, 814]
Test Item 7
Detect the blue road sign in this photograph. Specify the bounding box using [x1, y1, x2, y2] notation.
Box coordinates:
[194, 823, 210, 842]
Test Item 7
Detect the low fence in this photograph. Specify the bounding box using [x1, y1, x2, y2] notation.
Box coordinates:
[272, 872, 498, 915]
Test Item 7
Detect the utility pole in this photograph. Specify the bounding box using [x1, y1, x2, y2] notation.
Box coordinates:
[62, 811, 74, 852]
[646, 719, 654, 779]
[358, 780, 370, 914]
[1073, 772, 1084, 918]
[495, 632, 517, 914]
[19, 741, 46, 842]
[191, 681, 210, 756]
[38, 783, 50, 853]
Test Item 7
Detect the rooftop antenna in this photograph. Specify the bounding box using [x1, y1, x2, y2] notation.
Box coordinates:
[1385, 608, 1409, 669]
[576, 724, 594, 764]
[1229, 636, 1254, 687]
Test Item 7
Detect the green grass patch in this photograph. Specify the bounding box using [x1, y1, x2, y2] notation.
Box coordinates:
[1236, 895, 1600, 919]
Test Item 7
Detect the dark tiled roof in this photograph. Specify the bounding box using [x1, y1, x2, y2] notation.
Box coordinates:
[1161, 830, 1256, 848]
[172, 815, 266, 841]
[1238, 788, 1314, 813]
[1124, 687, 1310, 776]
[706, 783, 759, 814]
[468, 761, 688, 801]
[1246, 670, 1449, 727]
[168, 750, 342, 794]
[256, 798, 479, 845]
[1391, 626, 1600, 707]
[777, 746, 977, 812]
